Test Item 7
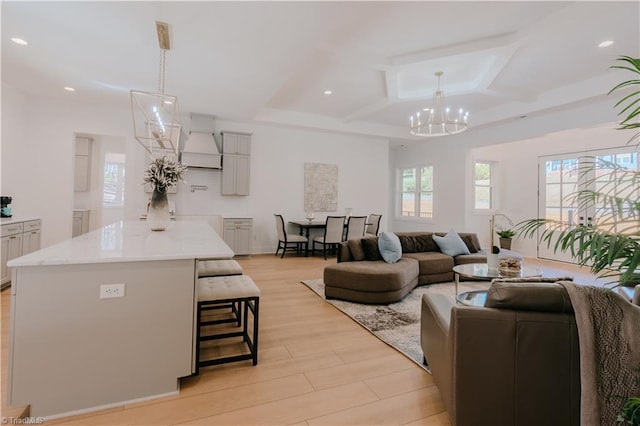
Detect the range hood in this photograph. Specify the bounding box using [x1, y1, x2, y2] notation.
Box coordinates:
[179, 113, 222, 169]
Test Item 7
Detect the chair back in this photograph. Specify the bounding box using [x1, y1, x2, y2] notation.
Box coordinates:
[324, 216, 346, 243]
[274, 214, 286, 241]
[366, 214, 382, 236]
[346, 216, 367, 240]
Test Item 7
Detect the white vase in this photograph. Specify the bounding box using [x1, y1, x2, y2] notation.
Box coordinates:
[487, 253, 500, 271]
[147, 188, 170, 231]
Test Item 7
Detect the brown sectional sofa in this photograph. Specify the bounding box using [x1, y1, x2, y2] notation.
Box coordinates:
[323, 231, 522, 304]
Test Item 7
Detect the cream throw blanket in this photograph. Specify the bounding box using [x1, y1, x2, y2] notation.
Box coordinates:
[559, 282, 640, 425]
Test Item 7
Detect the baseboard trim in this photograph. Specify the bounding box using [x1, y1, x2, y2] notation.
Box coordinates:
[41, 389, 179, 421]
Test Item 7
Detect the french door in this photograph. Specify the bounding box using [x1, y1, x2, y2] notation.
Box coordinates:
[538, 147, 639, 263]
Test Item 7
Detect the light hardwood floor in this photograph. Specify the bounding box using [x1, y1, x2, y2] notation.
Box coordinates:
[1, 254, 601, 425]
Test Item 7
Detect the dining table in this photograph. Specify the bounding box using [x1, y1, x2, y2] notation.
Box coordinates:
[288, 220, 330, 240]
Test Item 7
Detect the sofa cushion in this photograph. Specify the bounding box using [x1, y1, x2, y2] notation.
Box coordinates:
[378, 232, 402, 263]
[397, 232, 439, 253]
[324, 257, 419, 301]
[454, 253, 488, 265]
[402, 251, 454, 275]
[433, 229, 470, 257]
[361, 237, 382, 261]
[485, 281, 574, 313]
[347, 239, 366, 261]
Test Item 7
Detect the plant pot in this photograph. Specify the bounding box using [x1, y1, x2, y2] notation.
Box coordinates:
[147, 188, 170, 231]
[499, 237, 512, 250]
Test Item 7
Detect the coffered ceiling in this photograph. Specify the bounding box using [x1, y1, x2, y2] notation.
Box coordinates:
[2, 1, 638, 144]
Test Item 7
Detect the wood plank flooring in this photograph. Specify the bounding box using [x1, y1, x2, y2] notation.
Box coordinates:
[1, 253, 601, 425]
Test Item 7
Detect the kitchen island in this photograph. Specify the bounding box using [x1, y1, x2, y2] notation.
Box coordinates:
[6, 220, 234, 418]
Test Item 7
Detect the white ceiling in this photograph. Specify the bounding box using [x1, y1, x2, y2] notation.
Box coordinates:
[2, 1, 639, 144]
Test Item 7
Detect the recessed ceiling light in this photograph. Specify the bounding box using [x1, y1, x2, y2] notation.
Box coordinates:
[598, 40, 614, 48]
[64, 87, 76, 92]
[11, 37, 28, 46]
[323, 90, 332, 95]
[164, 100, 173, 105]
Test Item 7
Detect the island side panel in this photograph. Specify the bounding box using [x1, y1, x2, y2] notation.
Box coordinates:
[8, 259, 195, 417]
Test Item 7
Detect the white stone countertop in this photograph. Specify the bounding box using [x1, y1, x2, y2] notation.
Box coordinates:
[8, 220, 234, 267]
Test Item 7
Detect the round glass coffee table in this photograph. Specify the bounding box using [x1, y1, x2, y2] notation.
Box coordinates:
[453, 263, 543, 306]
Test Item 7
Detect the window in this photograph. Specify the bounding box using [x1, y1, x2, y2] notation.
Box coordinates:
[103, 153, 126, 207]
[400, 165, 433, 218]
[474, 161, 493, 210]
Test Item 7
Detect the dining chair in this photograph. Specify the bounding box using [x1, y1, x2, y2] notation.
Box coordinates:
[274, 214, 308, 258]
[312, 216, 346, 260]
[345, 216, 367, 240]
[365, 214, 382, 237]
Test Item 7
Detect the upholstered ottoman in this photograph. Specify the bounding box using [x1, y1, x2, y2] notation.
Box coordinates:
[196, 274, 260, 373]
[198, 259, 243, 277]
[323, 257, 419, 304]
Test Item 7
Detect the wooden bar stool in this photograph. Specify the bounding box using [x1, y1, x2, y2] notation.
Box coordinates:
[196, 275, 260, 374]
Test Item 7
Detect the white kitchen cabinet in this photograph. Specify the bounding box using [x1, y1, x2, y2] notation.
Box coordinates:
[21, 220, 41, 256]
[72, 210, 90, 237]
[222, 132, 251, 155]
[222, 218, 252, 256]
[221, 132, 251, 196]
[1, 220, 41, 286]
[74, 137, 92, 192]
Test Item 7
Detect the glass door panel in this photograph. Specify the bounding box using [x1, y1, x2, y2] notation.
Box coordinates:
[538, 147, 639, 263]
[539, 155, 583, 262]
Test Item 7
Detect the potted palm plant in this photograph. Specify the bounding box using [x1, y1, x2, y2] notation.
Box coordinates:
[517, 55, 639, 286]
[517, 55, 639, 425]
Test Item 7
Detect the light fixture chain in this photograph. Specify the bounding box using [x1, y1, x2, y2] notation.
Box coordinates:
[158, 48, 166, 95]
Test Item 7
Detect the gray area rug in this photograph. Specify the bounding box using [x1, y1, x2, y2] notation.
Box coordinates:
[301, 279, 489, 371]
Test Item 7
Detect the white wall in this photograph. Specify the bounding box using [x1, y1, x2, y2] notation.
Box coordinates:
[1, 83, 390, 253]
[393, 141, 469, 233]
[159, 121, 390, 253]
[1, 82, 133, 247]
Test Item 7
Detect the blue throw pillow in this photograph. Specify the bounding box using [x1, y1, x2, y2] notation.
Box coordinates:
[433, 229, 471, 257]
[378, 232, 402, 263]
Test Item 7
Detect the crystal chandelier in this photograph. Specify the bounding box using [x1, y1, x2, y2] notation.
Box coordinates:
[409, 71, 469, 137]
[130, 22, 181, 157]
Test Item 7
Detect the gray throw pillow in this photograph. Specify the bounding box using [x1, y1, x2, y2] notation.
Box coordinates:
[432, 229, 471, 257]
[378, 232, 402, 263]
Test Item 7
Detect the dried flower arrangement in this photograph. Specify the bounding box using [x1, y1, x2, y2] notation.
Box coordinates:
[143, 155, 187, 192]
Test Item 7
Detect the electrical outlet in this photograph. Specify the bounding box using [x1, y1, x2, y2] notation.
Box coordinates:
[100, 283, 125, 299]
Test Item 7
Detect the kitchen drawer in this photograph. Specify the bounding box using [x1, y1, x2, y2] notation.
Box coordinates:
[223, 218, 252, 227]
[1, 223, 24, 237]
[23, 219, 41, 231]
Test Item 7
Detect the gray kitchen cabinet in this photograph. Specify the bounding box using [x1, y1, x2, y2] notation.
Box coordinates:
[222, 218, 252, 256]
[72, 210, 90, 237]
[1, 219, 41, 286]
[74, 137, 92, 192]
[21, 219, 41, 256]
[221, 132, 251, 196]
